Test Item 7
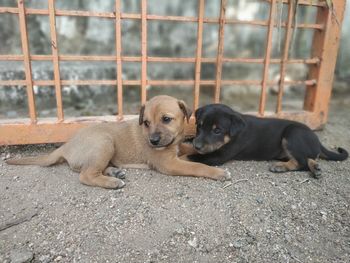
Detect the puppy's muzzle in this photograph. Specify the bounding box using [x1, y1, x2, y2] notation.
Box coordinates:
[194, 140, 204, 151]
[149, 133, 161, 146]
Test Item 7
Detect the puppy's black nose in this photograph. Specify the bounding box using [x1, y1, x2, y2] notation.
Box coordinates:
[194, 140, 203, 151]
[149, 133, 161, 145]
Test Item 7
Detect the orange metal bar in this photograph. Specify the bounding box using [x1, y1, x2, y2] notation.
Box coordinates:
[141, 0, 147, 104]
[0, 54, 321, 65]
[48, 0, 64, 122]
[304, 0, 346, 126]
[276, 0, 294, 114]
[17, 0, 36, 123]
[214, 0, 226, 103]
[193, 0, 205, 110]
[0, 79, 317, 87]
[259, 0, 277, 116]
[0, 7, 324, 30]
[115, 0, 123, 119]
[263, 0, 326, 7]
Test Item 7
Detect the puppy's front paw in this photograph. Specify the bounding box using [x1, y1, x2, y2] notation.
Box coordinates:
[111, 178, 126, 189]
[269, 163, 288, 173]
[311, 163, 322, 179]
[214, 168, 231, 181]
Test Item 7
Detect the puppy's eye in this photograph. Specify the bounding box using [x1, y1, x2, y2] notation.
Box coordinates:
[144, 120, 150, 128]
[162, 116, 172, 124]
[213, 127, 221, 135]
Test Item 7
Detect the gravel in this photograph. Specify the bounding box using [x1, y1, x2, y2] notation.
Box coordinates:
[0, 100, 349, 262]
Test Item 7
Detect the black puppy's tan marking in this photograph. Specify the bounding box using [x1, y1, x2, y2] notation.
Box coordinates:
[189, 104, 348, 178]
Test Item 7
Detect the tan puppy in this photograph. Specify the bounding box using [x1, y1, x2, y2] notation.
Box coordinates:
[6, 95, 228, 189]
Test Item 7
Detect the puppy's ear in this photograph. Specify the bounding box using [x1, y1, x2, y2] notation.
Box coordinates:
[178, 100, 192, 123]
[139, 104, 145, 125]
[229, 113, 246, 137]
[194, 107, 204, 124]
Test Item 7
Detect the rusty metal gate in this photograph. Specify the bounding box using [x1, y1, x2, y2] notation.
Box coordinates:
[0, 0, 346, 145]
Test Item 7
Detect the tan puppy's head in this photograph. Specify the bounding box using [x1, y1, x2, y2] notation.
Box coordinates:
[139, 95, 192, 149]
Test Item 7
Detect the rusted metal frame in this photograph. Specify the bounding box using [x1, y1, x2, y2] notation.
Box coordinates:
[48, 0, 64, 122]
[0, 115, 138, 145]
[0, 79, 316, 87]
[17, 0, 36, 123]
[276, 0, 294, 114]
[141, 0, 147, 104]
[214, 0, 226, 103]
[0, 54, 321, 65]
[304, 0, 346, 127]
[0, 7, 324, 30]
[259, 0, 277, 116]
[193, 0, 205, 110]
[115, 0, 123, 119]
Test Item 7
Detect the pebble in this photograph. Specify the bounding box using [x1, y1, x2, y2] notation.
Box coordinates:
[54, 255, 63, 261]
[9, 248, 34, 263]
[230, 240, 243, 249]
[38, 254, 51, 263]
[188, 237, 198, 248]
[256, 197, 263, 204]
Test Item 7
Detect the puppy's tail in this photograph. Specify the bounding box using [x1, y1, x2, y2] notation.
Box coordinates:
[320, 145, 348, 161]
[6, 148, 64, 167]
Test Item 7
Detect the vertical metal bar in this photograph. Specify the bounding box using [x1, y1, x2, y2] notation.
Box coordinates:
[141, 0, 147, 104]
[259, 0, 277, 116]
[48, 0, 64, 122]
[115, 0, 123, 118]
[276, 0, 294, 114]
[214, 0, 227, 103]
[18, 0, 36, 123]
[304, 0, 346, 126]
[193, 0, 205, 110]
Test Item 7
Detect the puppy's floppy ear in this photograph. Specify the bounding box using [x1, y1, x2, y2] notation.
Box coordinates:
[139, 104, 145, 125]
[229, 113, 246, 137]
[178, 100, 192, 123]
[194, 107, 204, 124]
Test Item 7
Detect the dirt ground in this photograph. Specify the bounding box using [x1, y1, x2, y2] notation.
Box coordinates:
[0, 99, 349, 263]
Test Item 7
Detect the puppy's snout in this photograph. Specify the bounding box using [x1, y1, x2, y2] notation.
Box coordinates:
[149, 133, 161, 146]
[193, 139, 203, 151]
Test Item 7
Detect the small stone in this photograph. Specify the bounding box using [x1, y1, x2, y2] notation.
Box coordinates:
[231, 240, 243, 248]
[291, 205, 297, 210]
[188, 237, 198, 248]
[256, 197, 263, 204]
[10, 248, 34, 263]
[38, 254, 51, 263]
[2, 153, 11, 160]
[54, 255, 62, 261]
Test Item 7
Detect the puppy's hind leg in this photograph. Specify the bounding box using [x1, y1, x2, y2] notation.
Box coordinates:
[307, 159, 322, 178]
[78, 145, 125, 189]
[104, 167, 126, 179]
[80, 168, 125, 189]
[269, 159, 300, 173]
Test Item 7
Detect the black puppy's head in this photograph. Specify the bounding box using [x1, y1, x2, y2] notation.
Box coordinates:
[193, 104, 246, 154]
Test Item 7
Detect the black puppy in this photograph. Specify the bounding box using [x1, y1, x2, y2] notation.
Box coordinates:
[188, 104, 348, 178]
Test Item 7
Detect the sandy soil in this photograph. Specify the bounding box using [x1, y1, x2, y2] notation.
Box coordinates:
[0, 100, 349, 263]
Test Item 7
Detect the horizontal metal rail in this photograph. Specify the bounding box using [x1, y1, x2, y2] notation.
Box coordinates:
[0, 54, 320, 64]
[0, 7, 323, 30]
[0, 79, 317, 86]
